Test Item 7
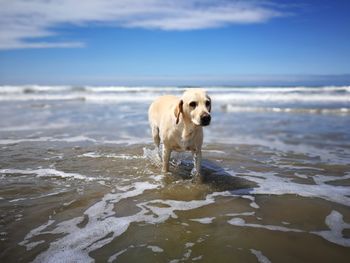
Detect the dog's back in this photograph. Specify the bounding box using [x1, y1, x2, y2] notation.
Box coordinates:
[148, 95, 178, 126]
[148, 95, 179, 148]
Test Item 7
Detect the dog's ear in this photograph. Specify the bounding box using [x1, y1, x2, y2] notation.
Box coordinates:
[174, 100, 183, 124]
[207, 96, 212, 112]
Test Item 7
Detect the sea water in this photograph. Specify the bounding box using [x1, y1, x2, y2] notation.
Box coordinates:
[0, 85, 349, 262]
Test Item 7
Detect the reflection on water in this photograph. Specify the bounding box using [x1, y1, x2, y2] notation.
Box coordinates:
[0, 86, 350, 262]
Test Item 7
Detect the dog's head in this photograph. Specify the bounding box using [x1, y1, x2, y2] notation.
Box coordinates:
[175, 89, 211, 126]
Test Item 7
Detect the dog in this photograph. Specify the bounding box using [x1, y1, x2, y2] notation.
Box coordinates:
[148, 89, 211, 181]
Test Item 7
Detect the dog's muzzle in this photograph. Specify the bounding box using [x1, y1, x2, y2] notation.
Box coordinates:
[200, 113, 211, 126]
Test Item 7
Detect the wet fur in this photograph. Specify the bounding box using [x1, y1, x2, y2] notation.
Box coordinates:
[148, 89, 211, 180]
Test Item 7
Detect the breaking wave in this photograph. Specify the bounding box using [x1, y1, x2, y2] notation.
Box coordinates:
[0, 85, 349, 104]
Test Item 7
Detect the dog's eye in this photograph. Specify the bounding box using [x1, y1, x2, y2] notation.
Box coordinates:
[205, 100, 211, 107]
[189, 101, 197, 108]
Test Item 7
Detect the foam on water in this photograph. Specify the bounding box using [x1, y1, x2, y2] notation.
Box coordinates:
[212, 93, 350, 103]
[84, 86, 181, 93]
[0, 85, 72, 94]
[228, 209, 350, 247]
[0, 135, 97, 145]
[0, 122, 70, 132]
[190, 217, 215, 224]
[218, 136, 349, 165]
[228, 217, 303, 233]
[79, 152, 143, 160]
[0, 92, 346, 104]
[2, 85, 349, 260]
[20, 182, 234, 262]
[1, 85, 350, 94]
[229, 170, 350, 207]
[226, 212, 256, 217]
[250, 249, 272, 263]
[8, 190, 70, 203]
[1, 85, 350, 104]
[0, 93, 156, 103]
[22, 181, 160, 262]
[20, 220, 55, 250]
[106, 244, 164, 262]
[0, 135, 152, 146]
[9, 197, 27, 203]
[312, 210, 350, 247]
[223, 105, 350, 115]
[0, 168, 98, 181]
[312, 172, 350, 185]
[147, 245, 164, 253]
[107, 249, 128, 262]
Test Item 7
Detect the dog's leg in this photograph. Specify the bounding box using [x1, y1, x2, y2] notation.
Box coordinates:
[151, 125, 160, 148]
[162, 146, 171, 173]
[151, 125, 162, 160]
[191, 149, 202, 181]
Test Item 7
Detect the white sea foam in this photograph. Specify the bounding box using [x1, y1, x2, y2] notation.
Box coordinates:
[20, 219, 55, 250]
[0, 135, 151, 145]
[185, 242, 195, 248]
[107, 249, 128, 262]
[107, 244, 163, 262]
[226, 211, 255, 217]
[228, 210, 350, 248]
[1, 85, 349, 103]
[312, 172, 350, 185]
[31, 189, 70, 200]
[312, 210, 350, 247]
[250, 249, 271, 263]
[190, 217, 215, 224]
[0, 93, 156, 103]
[1, 85, 350, 94]
[192, 255, 203, 261]
[0, 85, 72, 94]
[223, 105, 350, 115]
[84, 86, 181, 93]
[0, 168, 97, 181]
[277, 164, 324, 171]
[0, 122, 70, 132]
[63, 199, 76, 207]
[9, 197, 27, 203]
[147, 245, 164, 253]
[22, 181, 159, 262]
[228, 217, 303, 233]
[202, 149, 226, 154]
[20, 185, 232, 262]
[0, 89, 344, 103]
[0, 135, 97, 145]
[0, 92, 348, 104]
[217, 136, 349, 165]
[229, 170, 350, 207]
[213, 93, 350, 103]
[79, 152, 143, 160]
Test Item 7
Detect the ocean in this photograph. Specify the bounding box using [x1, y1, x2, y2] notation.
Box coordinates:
[0, 85, 349, 262]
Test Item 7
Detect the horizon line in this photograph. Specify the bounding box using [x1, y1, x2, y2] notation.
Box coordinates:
[1, 74, 350, 87]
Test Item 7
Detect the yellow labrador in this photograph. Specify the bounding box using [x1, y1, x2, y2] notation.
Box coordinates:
[148, 89, 211, 180]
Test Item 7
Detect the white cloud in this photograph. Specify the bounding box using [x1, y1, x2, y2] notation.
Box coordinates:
[0, 0, 284, 50]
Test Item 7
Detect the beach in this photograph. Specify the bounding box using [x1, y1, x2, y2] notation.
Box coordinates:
[0, 85, 350, 262]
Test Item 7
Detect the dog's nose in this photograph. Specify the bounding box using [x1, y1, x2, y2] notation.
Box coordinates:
[200, 113, 211, 126]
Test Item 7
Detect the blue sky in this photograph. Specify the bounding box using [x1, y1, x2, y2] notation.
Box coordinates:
[0, 0, 349, 86]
